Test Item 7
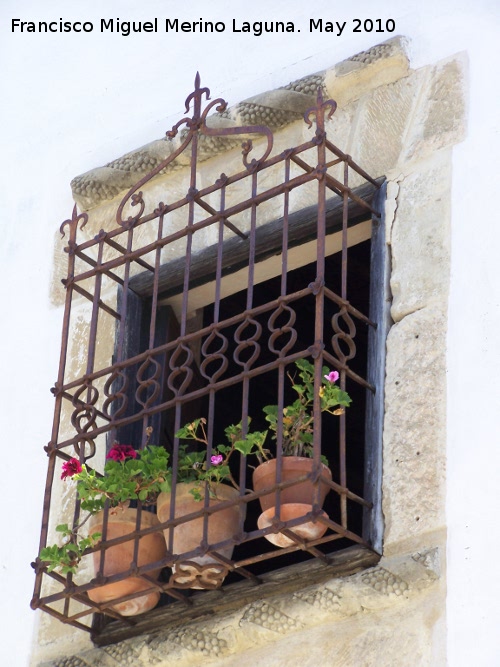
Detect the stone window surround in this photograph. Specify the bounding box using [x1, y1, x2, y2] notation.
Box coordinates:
[37, 36, 466, 666]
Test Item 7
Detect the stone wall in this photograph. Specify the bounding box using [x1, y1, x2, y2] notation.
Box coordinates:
[36, 37, 467, 666]
[38, 548, 443, 667]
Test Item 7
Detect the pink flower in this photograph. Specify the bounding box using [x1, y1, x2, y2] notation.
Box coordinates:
[324, 370, 339, 383]
[107, 444, 137, 462]
[210, 454, 224, 466]
[61, 458, 83, 480]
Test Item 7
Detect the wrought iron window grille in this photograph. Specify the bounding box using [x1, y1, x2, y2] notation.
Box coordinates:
[31, 74, 389, 642]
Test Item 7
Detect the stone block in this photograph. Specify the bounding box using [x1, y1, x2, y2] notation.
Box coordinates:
[323, 100, 361, 184]
[49, 231, 69, 308]
[390, 155, 451, 322]
[325, 99, 359, 151]
[325, 36, 410, 109]
[350, 69, 425, 179]
[404, 54, 467, 162]
[383, 306, 447, 551]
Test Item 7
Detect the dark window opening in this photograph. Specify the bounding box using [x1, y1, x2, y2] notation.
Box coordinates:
[118, 235, 373, 585]
[201, 240, 371, 578]
[103, 231, 375, 620]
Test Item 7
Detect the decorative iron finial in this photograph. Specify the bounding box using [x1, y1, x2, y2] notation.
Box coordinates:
[116, 76, 275, 227]
[60, 204, 88, 239]
[304, 88, 337, 132]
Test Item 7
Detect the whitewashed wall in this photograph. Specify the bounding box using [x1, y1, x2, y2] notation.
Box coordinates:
[0, 0, 499, 665]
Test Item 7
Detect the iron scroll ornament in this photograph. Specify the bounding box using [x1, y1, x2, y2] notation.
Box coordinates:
[116, 73, 274, 228]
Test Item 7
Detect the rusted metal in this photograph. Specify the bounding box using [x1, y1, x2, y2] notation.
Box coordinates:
[32, 75, 382, 636]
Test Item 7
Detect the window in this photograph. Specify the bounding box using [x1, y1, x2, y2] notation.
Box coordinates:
[32, 76, 388, 642]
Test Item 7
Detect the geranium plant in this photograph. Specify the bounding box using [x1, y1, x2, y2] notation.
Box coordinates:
[71, 443, 171, 514]
[262, 358, 351, 458]
[175, 358, 351, 471]
[40, 439, 171, 574]
[174, 418, 268, 500]
[41, 359, 350, 574]
[40, 424, 267, 573]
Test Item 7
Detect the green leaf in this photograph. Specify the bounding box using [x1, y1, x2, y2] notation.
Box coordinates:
[159, 479, 171, 493]
[224, 422, 242, 437]
[190, 487, 203, 502]
[234, 439, 254, 456]
[55, 524, 72, 535]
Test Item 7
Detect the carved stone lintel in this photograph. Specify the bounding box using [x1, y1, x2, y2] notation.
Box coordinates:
[361, 567, 410, 596]
[103, 638, 146, 665]
[241, 600, 301, 634]
[293, 586, 341, 611]
[149, 626, 228, 659]
[36, 547, 442, 667]
[70, 37, 407, 212]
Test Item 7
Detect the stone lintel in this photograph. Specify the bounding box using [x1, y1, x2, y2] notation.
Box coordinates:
[70, 37, 408, 212]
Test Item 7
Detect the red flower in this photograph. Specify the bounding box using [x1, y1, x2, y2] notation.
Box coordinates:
[107, 444, 137, 462]
[61, 458, 83, 480]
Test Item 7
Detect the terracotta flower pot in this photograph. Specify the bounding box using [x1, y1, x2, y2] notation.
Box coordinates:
[87, 507, 166, 616]
[252, 457, 332, 547]
[157, 482, 244, 589]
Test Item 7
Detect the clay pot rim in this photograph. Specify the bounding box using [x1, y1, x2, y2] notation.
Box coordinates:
[157, 480, 240, 506]
[258, 502, 329, 523]
[89, 506, 161, 529]
[253, 456, 332, 481]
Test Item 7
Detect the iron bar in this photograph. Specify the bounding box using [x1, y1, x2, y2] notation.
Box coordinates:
[34, 208, 83, 603]
[71, 284, 121, 321]
[67, 169, 328, 285]
[72, 248, 126, 288]
[54, 345, 373, 453]
[340, 159, 349, 528]
[56, 283, 373, 395]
